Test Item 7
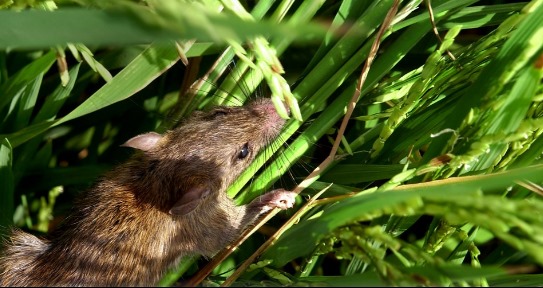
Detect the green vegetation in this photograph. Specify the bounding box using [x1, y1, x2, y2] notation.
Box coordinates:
[1, 0, 543, 286]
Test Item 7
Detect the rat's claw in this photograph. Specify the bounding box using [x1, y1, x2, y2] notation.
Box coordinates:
[262, 189, 297, 210]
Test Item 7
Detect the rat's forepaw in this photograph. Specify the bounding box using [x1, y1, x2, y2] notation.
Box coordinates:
[256, 189, 297, 211]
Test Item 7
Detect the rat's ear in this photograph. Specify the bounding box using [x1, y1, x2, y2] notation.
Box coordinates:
[169, 185, 211, 216]
[121, 132, 163, 151]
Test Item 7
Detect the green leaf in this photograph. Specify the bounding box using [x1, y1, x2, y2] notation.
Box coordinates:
[299, 273, 387, 287]
[423, 1, 543, 164]
[11, 64, 81, 182]
[2, 43, 179, 148]
[472, 65, 541, 171]
[33, 63, 81, 123]
[0, 51, 55, 120]
[402, 264, 504, 283]
[0, 7, 326, 49]
[321, 164, 405, 184]
[0, 138, 14, 227]
[264, 164, 543, 267]
[56, 44, 179, 126]
[300, 264, 504, 286]
[13, 73, 43, 131]
[439, 3, 527, 29]
[488, 273, 543, 286]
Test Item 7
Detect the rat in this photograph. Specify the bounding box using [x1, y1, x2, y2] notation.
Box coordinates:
[0, 97, 297, 286]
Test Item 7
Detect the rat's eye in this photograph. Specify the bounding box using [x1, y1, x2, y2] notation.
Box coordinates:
[238, 143, 250, 159]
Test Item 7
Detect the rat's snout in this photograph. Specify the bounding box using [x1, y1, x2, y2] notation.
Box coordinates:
[250, 98, 288, 137]
[251, 98, 290, 119]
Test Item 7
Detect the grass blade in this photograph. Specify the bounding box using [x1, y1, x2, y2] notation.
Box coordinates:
[0, 138, 14, 228]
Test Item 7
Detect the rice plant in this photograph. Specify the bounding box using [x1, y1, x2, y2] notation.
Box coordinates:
[1, 0, 542, 286]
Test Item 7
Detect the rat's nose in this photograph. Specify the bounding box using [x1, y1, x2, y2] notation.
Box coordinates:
[251, 98, 290, 118]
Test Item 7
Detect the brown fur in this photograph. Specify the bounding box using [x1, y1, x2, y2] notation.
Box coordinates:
[0, 98, 295, 286]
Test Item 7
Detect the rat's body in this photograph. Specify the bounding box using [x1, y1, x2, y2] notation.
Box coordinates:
[0, 98, 296, 286]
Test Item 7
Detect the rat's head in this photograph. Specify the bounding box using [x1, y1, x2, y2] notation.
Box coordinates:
[121, 98, 288, 215]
